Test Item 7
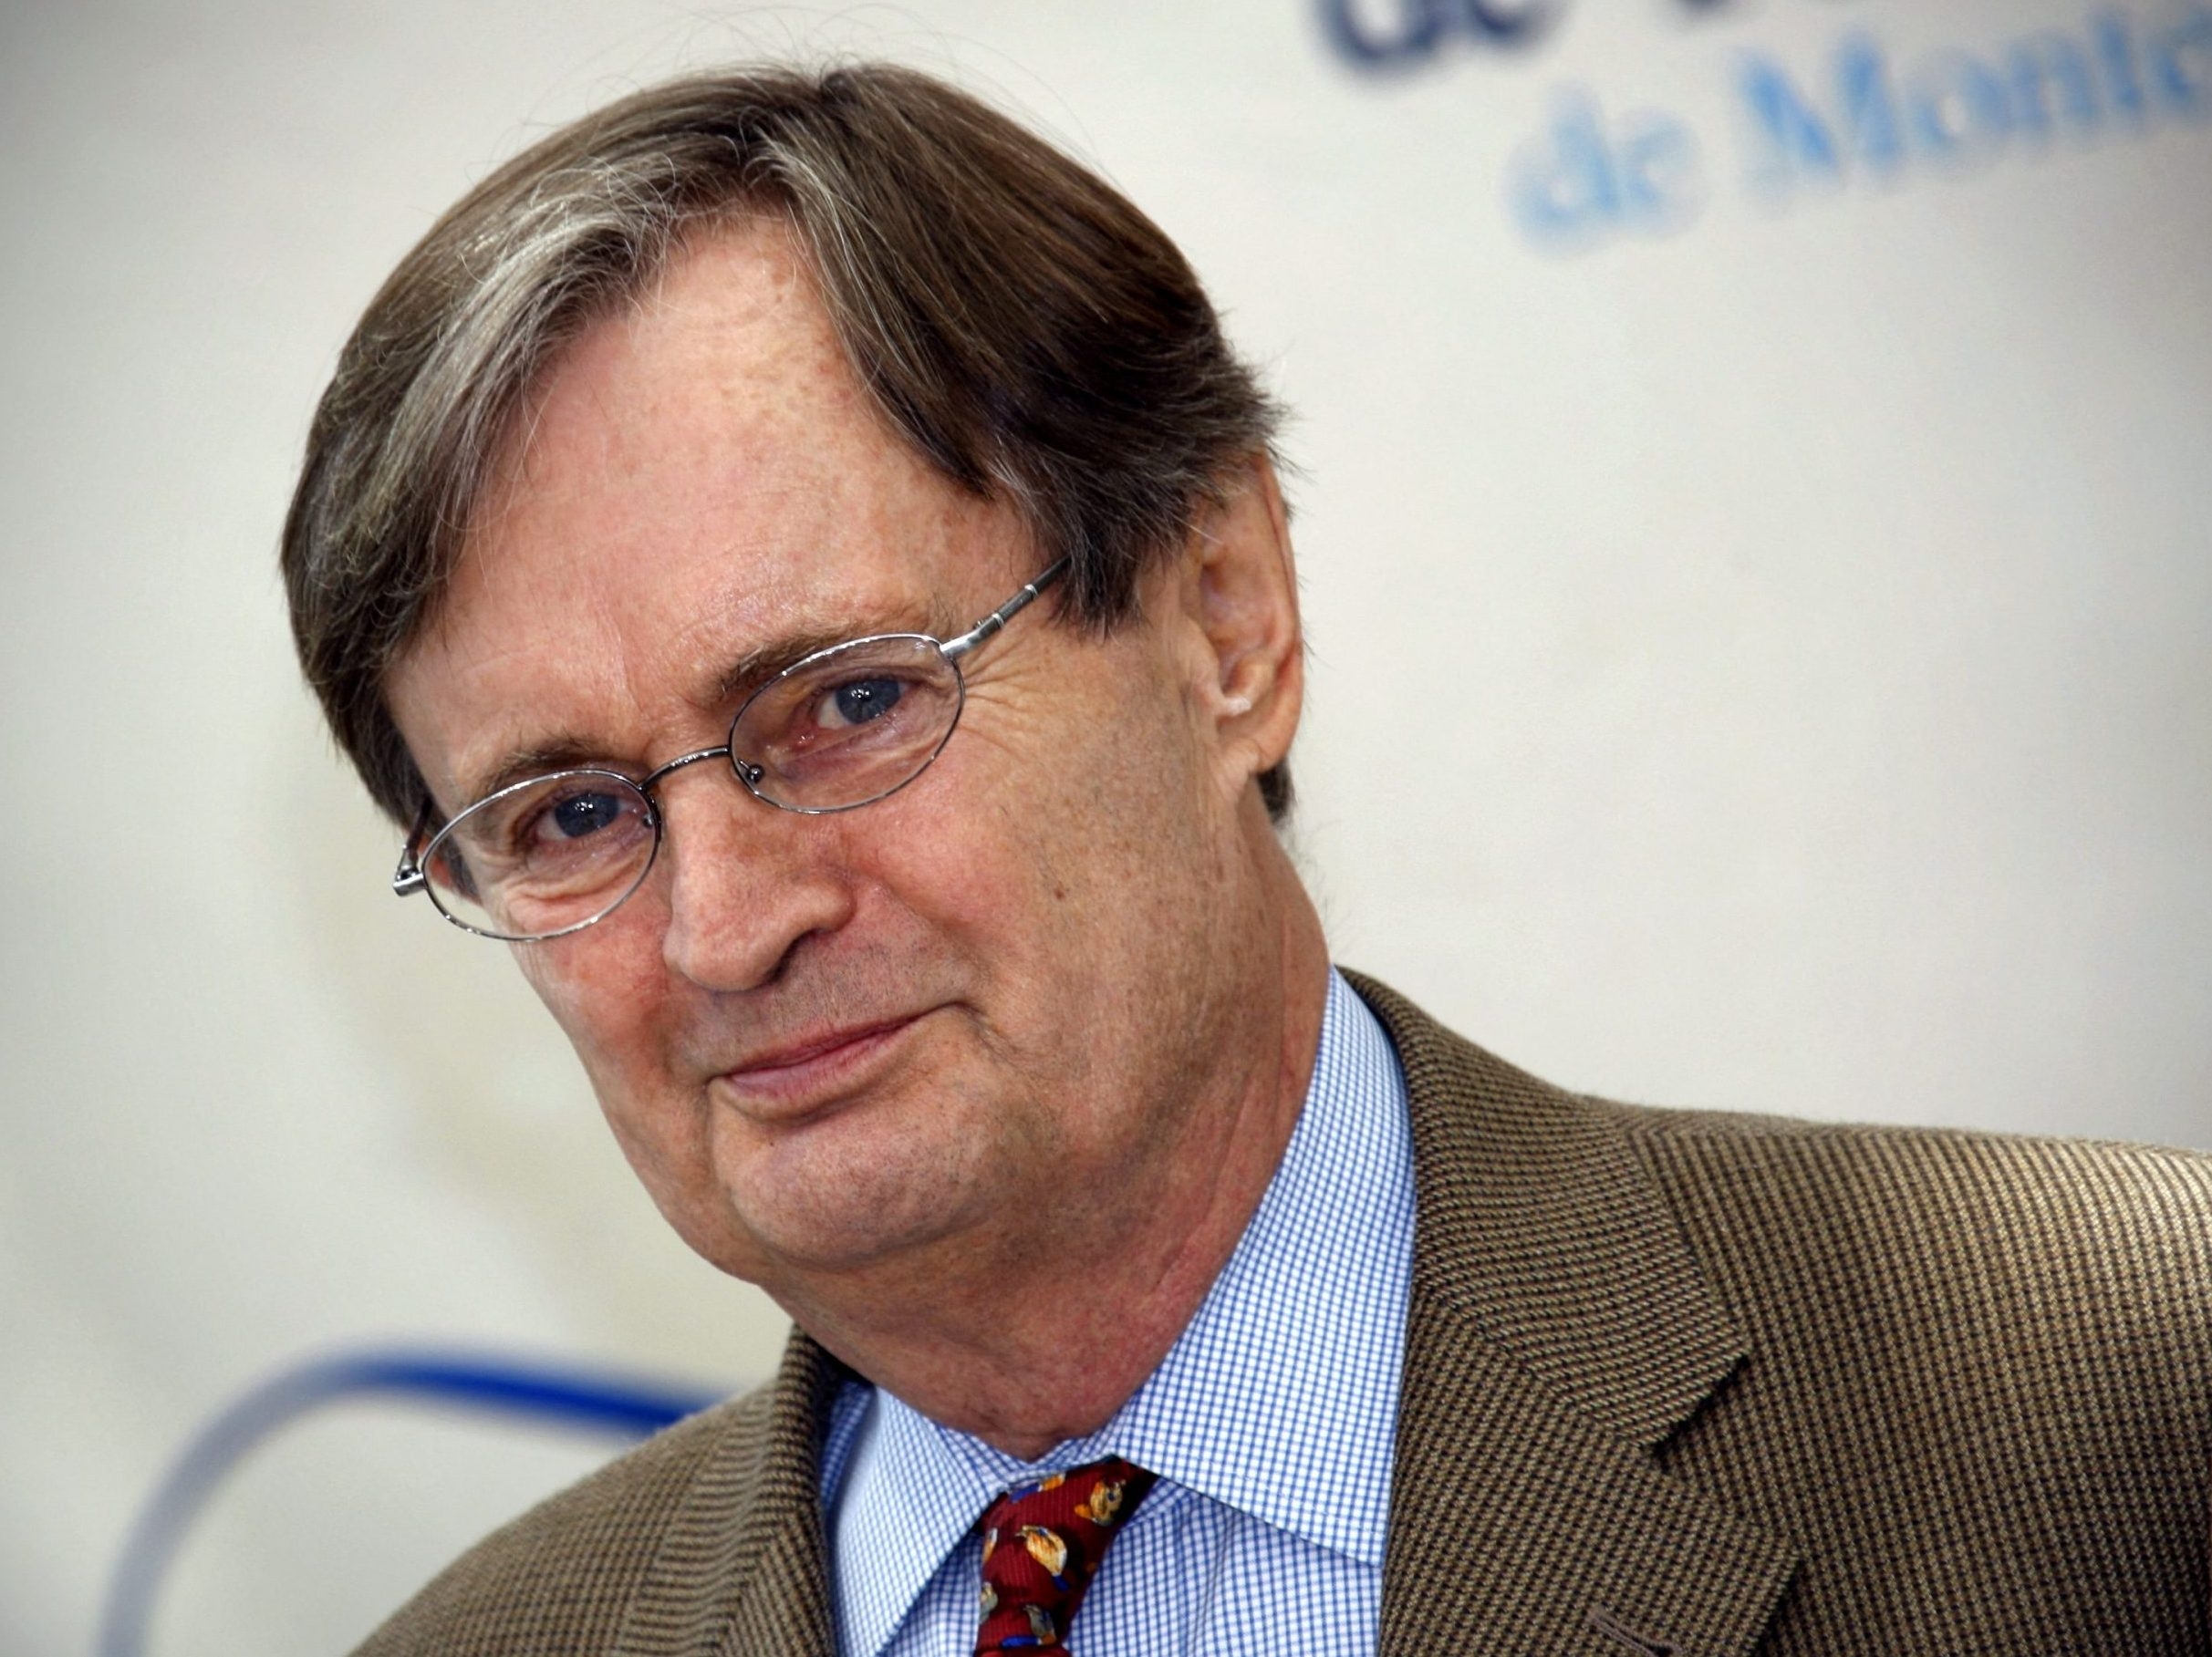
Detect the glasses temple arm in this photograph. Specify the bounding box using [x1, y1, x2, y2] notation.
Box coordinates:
[942, 558, 1070, 661]
[391, 800, 435, 897]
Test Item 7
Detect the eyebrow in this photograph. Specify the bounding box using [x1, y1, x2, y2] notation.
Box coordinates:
[458, 738, 629, 812]
[703, 585, 975, 707]
[452, 597, 968, 810]
[705, 621, 888, 709]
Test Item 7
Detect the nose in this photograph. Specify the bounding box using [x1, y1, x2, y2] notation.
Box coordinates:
[649, 762, 857, 992]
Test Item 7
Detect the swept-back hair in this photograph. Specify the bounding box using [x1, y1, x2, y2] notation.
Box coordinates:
[282, 62, 1289, 826]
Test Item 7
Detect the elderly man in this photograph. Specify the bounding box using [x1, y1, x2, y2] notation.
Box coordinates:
[284, 63, 2208, 1657]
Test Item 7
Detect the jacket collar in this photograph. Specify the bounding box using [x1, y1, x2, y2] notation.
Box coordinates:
[1346, 970, 1798, 1656]
[618, 972, 1797, 1656]
[1347, 970, 1743, 1449]
[610, 1331, 842, 1657]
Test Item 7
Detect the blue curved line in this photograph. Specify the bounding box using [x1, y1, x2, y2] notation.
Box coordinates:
[98, 1347, 726, 1657]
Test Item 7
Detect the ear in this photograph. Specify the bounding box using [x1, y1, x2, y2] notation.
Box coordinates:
[1182, 456, 1303, 798]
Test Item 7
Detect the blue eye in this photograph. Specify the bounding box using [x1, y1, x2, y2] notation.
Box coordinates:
[548, 790, 629, 839]
[831, 677, 904, 725]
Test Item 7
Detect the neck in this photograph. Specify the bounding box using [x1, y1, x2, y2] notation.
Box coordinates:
[775, 857, 1330, 1459]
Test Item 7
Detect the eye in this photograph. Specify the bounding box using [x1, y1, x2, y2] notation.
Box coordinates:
[503, 782, 652, 865]
[727, 635, 960, 806]
[435, 772, 655, 927]
[539, 787, 635, 842]
[818, 675, 907, 730]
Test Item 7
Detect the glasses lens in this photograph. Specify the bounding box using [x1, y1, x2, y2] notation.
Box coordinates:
[422, 770, 657, 940]
[732, 635, 962, 811]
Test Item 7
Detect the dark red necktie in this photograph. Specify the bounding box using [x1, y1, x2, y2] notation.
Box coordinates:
[972, 1456, 1157, 1652]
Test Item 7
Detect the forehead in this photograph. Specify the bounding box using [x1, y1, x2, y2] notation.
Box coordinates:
[387, 218, 1031, 803]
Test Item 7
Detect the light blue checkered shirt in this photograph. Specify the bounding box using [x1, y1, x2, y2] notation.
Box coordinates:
[818, 968, 1416, 1657]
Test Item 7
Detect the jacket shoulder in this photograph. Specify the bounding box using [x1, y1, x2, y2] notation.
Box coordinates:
[1593, 1090, 2212, 1228]
[1593, 1094, 2212, 1330]
[1596, 1089, 2212, 1163]
[1598, 1101, 2212, 1644]
[352, 1380, 779, 1656]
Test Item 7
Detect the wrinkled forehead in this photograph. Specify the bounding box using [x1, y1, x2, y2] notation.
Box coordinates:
[462, 219, 906, 598]
[386, 221, 1032, 809]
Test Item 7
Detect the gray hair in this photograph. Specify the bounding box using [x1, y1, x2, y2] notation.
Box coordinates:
[282, 62, 1290, 828]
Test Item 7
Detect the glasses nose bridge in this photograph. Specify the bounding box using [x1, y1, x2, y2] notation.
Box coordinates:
[638, 743, 760, 807]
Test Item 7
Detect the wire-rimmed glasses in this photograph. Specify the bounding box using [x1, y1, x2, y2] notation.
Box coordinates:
[391, 559, 1069, 941]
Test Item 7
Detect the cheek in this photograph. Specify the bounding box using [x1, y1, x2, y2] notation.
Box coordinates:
[908, 670, 1211, 1004]
[515, 927, 687, 1135]
[517, 927, 778, 1277]
[827, 815, 1045, 1045]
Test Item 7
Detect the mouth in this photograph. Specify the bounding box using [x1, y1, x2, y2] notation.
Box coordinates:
[711, 1010, 931, 1122]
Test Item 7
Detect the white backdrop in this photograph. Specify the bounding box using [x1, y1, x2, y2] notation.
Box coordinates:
[4, 0, 2207, 1651]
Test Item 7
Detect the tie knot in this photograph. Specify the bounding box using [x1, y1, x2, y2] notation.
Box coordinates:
[973, 1455, 1157, 1652]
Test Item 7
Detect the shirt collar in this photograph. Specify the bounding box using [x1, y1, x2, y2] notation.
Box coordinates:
[825, 968, 1416, 1657]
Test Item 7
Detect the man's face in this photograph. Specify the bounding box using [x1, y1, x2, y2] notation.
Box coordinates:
[386, 222, 1264, 1300]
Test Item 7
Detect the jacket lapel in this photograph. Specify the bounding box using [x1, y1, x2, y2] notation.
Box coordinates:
[1347, 972, 1799, 1656]
[611, 1332, 842, 1657]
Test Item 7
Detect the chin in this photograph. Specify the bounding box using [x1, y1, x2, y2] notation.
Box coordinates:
[712, 1190, 980, 1284]
[706, 1105, 1002, 1279]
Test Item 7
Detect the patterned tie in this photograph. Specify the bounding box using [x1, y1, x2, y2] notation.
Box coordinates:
[972, 1456, 1157, 1652]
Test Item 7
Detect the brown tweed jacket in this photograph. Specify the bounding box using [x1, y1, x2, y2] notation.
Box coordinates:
[358, 974, 2212, 1655]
